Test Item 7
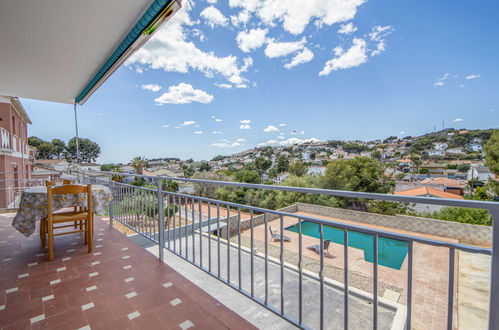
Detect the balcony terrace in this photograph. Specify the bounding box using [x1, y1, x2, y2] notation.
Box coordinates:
[0, 212, 255, 329]
[1, 170, 498, 329]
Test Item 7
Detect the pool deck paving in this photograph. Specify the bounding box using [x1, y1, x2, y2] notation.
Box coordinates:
[240, 211, 461, 330]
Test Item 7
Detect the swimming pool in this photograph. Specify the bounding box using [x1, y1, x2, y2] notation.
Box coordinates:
[286, 221, 408, 270]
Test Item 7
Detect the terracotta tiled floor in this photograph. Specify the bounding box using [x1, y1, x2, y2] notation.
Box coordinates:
[0, 213, 255, 330]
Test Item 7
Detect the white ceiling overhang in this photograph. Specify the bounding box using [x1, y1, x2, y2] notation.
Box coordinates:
[0, 0, 180, 105]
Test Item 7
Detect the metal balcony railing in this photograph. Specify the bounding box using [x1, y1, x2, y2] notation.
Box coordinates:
[0, 127, 11, 149]
[78, 170, 499, 330]
[0, 170, 63, 208]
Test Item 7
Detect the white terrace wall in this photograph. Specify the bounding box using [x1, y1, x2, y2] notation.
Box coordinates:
[219, 204, 298, 238]
[295, 203, 492, 245]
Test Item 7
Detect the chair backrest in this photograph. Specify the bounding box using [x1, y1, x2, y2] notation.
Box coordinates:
[62, 179, 71, 185]
[323, 240, 331, 249]
[47, 184, 93, 217]
[45, 180, 55, 186]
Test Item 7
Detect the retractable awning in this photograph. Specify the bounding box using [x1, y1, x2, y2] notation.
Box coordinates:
[0, 0, 180, 105]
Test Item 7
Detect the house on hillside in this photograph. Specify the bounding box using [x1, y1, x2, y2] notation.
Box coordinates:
[433, 142, 448, 151]
[467, 166, 494, 183]
[446, 147, 465, 155]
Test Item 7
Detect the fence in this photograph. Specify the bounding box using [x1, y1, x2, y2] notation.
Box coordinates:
[81, 170, 498, 330]
[0, 170, 67, 209]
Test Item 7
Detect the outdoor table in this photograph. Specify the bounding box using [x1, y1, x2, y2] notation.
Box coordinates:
[12, 184, 113, 236]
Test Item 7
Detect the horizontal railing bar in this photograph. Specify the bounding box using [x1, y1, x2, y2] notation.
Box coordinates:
[109, 181, 491, 255]
[87, 170, 499, 211]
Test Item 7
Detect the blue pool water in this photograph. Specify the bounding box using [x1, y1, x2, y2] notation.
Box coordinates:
[286, 221, 408, 270]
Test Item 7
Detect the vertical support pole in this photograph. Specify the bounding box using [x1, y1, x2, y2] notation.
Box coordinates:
[108, 175, 113, 228]
[489, 209, 499, 330]
[157, 177, 165, 261]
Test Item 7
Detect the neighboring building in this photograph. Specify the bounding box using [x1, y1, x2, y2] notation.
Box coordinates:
[34, 159, 70, 172]
[0, 96, 33, 208]
[468, 143, 483, 152]
[467, 166, 494, 183]
[307, 166, 326, 176]
[80, 162, 101, 172]
[421, 177, 467, 196]
[395, 186, 464, 213]
[426, 150, 445, 157]
[433, 142, 448, 151]
[446, 147, 465, 155]
[420, 163, 447, 175]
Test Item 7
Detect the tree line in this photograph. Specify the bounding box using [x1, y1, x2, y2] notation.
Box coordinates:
[28, 136, 101, 163]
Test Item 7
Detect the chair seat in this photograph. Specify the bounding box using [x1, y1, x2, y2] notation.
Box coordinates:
[52, 211, 89, 223]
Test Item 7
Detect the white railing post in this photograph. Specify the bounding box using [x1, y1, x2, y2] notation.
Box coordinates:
[157, 177, 165, 261]
[108, 174, 113, 228]
[489, 209, 499, 330]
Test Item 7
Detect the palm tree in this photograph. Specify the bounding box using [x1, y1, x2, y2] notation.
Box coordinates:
[130, 156, 147, 175]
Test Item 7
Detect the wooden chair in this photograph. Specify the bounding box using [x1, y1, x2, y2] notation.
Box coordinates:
[42, 184, 93, 261]
[63, 179, 71, 185]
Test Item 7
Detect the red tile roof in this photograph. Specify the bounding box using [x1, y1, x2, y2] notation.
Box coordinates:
[394, 186, 464, 199]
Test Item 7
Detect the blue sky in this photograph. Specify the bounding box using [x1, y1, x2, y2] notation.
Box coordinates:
[23, 0, 499, 163]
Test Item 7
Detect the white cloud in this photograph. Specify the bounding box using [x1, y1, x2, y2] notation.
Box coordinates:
[215, 83, 233, 89]
[236, 138, 247, 142]
[434, 73, 451, 86]
[155, 83, 214, 105]
[141, 84, 162, 92]
[236, 28, 268, 52]
[264, 38, 306, 58]
[162, 124, 170, 128]
[126, 3, 252, 88]
[369, 25, 393, 56]
[399, 130, 405, 135]
[212, 140, 242, 147]
[319, 38, 367, 76]
[194, 131, 204, 135]
[207, 0, 217, 3]
[278, 123, 287, 127]
[178, 121, 196, 127]
[465, 74, 480, 80]
[240, 124, 252, 130]
[453, 118, 464, 122]
[212, 130, 223, 134]
[459, 84, 465, 88]
[437, 73, 451, 81]
[230, 10, 251, 26]
[277, 135, 285, 139]
[264, 125, 279, 132]
[338, 22, 357, 34]
[211, 116, 223, 122]
[252, 0, 366, 35]
[200, 6, 228, 28]
[97, 112, 103, 116]
[258, 137, 319, 146]
[240, 119, 251, 124]
[284, 48, 314, 69]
